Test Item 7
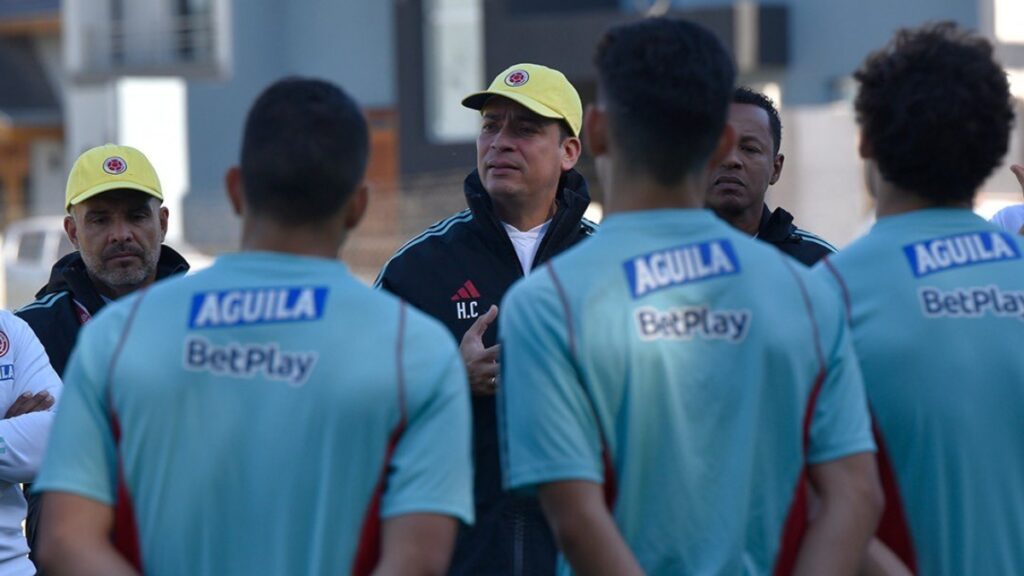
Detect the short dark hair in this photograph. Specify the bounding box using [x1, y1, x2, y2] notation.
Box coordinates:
[240, 77, 369, 224]
[594, 18, 735, 186]
[733, 87, 782, 154]
[854, 22, 1014, 204]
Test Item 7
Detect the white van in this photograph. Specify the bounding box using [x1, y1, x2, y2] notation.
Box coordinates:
[1, 217, 74, 310]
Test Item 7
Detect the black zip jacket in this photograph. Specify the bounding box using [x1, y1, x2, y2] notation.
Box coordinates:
[376, 168, 595, 576]
[757, 204, 837, 266]
[17, 246, 190, 376]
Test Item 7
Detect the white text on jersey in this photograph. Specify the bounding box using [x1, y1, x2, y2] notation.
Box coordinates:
[189, 287, 329, 328]
[904, 232, 1020, 278]
[184, 336, 318, 386]
[634, 306, 751, 342]
[625, 240, 740, 298]
[919, 285, 1024, 321]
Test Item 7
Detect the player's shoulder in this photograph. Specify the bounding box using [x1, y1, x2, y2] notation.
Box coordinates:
[505, 261, 568, 312]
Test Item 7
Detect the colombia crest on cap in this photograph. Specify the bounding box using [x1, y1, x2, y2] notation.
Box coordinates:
[504, 69, 530, 87]
[103, 156, 128, 175]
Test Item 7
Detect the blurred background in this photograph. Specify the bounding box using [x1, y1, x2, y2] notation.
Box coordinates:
[0, 0, 1021, 306]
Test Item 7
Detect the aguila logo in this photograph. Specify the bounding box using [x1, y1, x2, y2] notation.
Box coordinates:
[103, 156, 127, 175]
[504, 70, 529, 87]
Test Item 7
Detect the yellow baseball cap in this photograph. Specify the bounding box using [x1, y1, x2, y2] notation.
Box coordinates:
[65, 144, 163, 212]
[462, 63, 583, 137]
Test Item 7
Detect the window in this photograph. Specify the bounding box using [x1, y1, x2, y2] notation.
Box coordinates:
[16, 232, 45, 264]
[996, 0, 1024, 44]
[423, 0, 484, 143]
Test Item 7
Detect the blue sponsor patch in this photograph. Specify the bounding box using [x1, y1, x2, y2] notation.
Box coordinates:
[904, 232, 1020, 278]
[0, 365, 12, 381]
[623, 239, 740, 298]
[189, 287, 328, 329]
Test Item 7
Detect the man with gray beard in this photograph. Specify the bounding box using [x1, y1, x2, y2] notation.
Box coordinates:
[16, 144, 189, 566]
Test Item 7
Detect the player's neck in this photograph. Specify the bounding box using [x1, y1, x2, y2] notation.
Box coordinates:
[239, 215, 347, 260]
[603, 166, 704, 215]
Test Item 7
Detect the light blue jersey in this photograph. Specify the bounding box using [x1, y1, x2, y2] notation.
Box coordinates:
[815, 209, 1024, 575]
[35, 252, 473, 576]
[498, 210, 875, 575]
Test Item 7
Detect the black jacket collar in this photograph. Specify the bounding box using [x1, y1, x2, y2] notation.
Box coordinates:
[462, 168, 591, 271]
[37, 245, 191, 315]
[757, 204, 800, 244]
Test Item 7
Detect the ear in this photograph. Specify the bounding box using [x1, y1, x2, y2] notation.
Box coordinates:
[560, 135, 582, 172]
[225, 166, 245, 217]
[706, 123, 737, 171]
[343, 183, 369, 231]
[769, 153, 785, 186]
[158, 205, 169, 242]
[583, 104, 607, 158]
[63, 214, 79, 249]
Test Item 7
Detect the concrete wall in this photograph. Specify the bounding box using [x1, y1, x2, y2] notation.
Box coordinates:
[770, 104, 871, 249]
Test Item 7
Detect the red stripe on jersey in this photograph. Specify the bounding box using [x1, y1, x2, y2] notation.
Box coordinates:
[104, 290, 148, 571]
[351, 422, 406, 575]
[872, 422, 918, 572]
[773, 368, 826, 576]
[109, 414, 142, 570]
[465, 280, 481, 299]
[774, 259, 828, 575]
[601, 446, 618, 510]
[352, 302, 409, 575]
[457, 287, 470, 300]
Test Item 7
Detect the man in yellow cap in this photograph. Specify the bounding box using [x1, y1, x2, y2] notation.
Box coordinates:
[375, 63, 594, 575]
[16, 143, 189, 564]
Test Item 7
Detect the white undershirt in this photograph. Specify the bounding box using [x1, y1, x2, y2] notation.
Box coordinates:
[502, 220, 551, 275]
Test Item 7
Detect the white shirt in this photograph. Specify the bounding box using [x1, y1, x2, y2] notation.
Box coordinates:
[990, 204, 1024, 234]
[502, 220, 551, 275]
[0, 311, 61, 575]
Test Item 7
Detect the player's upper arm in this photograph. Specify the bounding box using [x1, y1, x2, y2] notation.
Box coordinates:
[381, 309, 473, 524]
[498, 273, 604, 491]
[374, 513, 459, 576]
[806, 282, 875, 465]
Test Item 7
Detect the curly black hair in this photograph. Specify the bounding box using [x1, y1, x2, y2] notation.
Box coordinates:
[854, 22, 1015, 204]
[594, 18, 735, 186]
[734, 87, 782, 154]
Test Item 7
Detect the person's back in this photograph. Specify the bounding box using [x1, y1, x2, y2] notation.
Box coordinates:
[821, 214, 1024, 573]
[814, 23, 1023, 575]
[499, 18, 881, 576]
[33, 78, 473, 576]
[45, 252, 469, 573]
[503, 211, 872, 573]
